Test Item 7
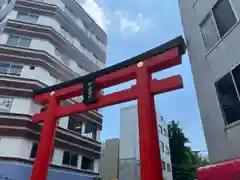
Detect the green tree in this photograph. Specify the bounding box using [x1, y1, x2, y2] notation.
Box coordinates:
[168, 121, 209, 180]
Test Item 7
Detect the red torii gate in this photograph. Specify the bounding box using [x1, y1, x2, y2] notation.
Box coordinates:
[30, 36, 186, 180]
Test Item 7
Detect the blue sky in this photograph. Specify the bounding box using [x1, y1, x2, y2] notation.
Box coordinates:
[81, 0, 207, 153]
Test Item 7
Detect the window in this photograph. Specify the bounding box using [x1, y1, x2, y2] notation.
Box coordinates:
[85, 123, 97, 140]
[68, 117, 82, 134]
[212, 0, 237, 37]
[160, 141, 164, 153]
[167, 163, 172, 172]
[16, 12, 38, 23]
[30, 65, 35, 70]
[165, 146, 170, 155]
[81, 156, 94, 170]
[200, 0, 237, 51]
[7, 35, 31, 47]
[215, 71, 240, 125]
[62, 151, 78, 167]
[0, 97, 13, 112]
[30, 142, 54, 160]
[162, 161, 166, 170]
[30, 143, 38, 158]
[19, 37, 31, 47]
[0, 62, 23, 76]
[0, 62, 9, 75]
[200, 14, 219, 51]
[9, 64, 23, 76]
[6, 35, 19, 46]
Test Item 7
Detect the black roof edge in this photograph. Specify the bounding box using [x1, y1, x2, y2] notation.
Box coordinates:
[33, 35, 186, 96]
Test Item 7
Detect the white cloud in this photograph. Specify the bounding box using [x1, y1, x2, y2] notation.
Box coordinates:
[79, 0, 108, 32]
[78, 0, 150, 35]
[115, 11, 150, 34]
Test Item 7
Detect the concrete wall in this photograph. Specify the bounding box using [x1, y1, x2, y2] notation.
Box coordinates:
[0, 32, 100, 75]
[94, 159, 99, 173]
[7, 8, 106, 65]
[46, 0, 107, 50]
[120, 106, 138, 160]
[0, 136, 98, 173]
[7, 96, 79, 132]
[99, 139, 119, 180]
[52, 148, 64, 166]
[21, 65, 58, 86]
[119, 159, 138, 180]
[120, 105, 173, 180]
[47, 0, 65, 11]
[179, 0, 240, 163]
[0, 137, 32, 159]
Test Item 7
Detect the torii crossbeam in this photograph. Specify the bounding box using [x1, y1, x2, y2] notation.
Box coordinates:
[30, 36, 186, 180]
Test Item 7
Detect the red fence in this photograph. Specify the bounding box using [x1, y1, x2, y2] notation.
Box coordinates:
[197, 158, 240, 180]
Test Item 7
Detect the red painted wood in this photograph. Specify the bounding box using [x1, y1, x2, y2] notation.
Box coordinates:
[151, 75, 183, 95]
[147, 48, 181, 73]
[136, 67, 163, 180]
[32, 76, 183, 122]
[34, 48, 180, 104]
[34, 93, 51, 105]
[31, 97, 59, 180]
[31, 47, 183, 180]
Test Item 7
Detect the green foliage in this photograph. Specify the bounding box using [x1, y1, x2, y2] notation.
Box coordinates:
[168, 121, 209, 180]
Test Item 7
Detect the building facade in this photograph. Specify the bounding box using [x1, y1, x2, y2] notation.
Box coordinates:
[99, 139, 119, 180]
[179, 0, 240, 163]
[0, 0, 17, 32]
[119, 105, 173, 180]
[0, 0, 107, 179]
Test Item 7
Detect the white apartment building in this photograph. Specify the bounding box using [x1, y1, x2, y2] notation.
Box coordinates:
[0, 0, 17, 32]
[0, 0, 107, 180]
[120, 105, 173, 180]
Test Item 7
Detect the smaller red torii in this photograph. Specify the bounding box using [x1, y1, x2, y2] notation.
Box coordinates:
[30, 36, 186, 180]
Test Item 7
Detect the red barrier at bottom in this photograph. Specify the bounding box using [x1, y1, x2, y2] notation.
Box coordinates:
[197, 158, 240, 180]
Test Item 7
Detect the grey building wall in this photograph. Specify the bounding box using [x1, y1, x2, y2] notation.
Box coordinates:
[179, 0, 240, 163]
[99, 139, 119, 180]
[119, 159, 139, 180]
[99, 139, 140, 180]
